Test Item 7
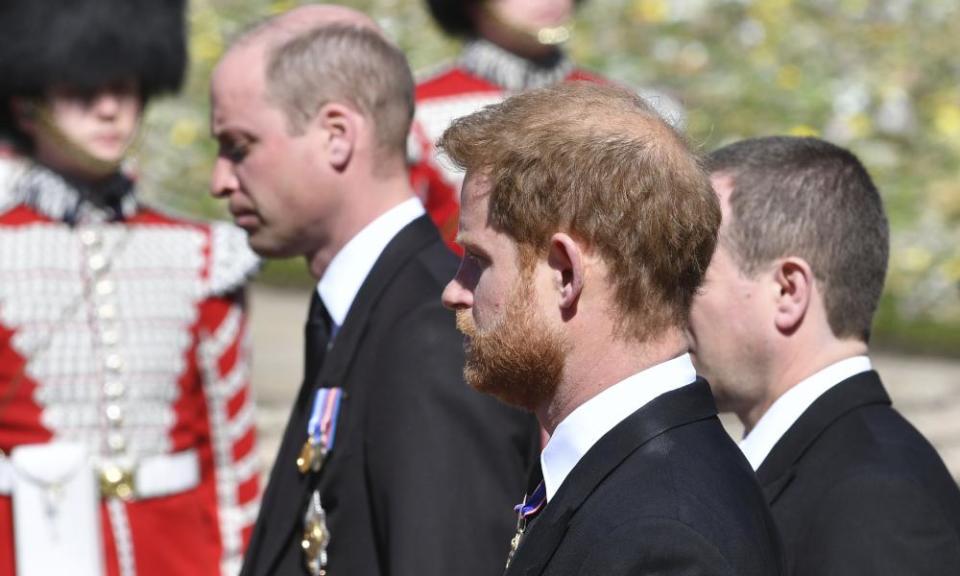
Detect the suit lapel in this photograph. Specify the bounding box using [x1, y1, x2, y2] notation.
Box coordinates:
[762, 469, 796, 504]
[313, 216, 440, 391]
[244, 316, 324, 575]
[507, 380, 718, 576]
[757, 370, 891, 503]
[255, 215, 443, 574]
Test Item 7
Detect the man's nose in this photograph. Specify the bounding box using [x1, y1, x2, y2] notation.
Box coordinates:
[442, 273, 473, 311]
[210, 157, 238, 198]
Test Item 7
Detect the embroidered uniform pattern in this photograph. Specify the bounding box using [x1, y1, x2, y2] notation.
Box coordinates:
[0, 161, 261, 576]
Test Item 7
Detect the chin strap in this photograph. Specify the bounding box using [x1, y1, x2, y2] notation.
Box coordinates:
[480, 4, 573, 46]
[27, 100, 128, 179]
[536, 26, 572, 46]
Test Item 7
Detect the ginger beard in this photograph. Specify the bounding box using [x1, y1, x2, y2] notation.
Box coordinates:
[455, 276, 566, 412]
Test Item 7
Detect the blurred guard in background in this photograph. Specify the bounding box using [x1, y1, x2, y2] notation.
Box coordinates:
[410, 0, 682, 248]
[0, 1, 261, 575]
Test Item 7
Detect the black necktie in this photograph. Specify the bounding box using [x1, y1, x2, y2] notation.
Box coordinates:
[304, 291, 332, 388]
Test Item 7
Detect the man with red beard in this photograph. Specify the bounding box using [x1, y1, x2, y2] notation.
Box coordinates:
[440, 82, 783, 575]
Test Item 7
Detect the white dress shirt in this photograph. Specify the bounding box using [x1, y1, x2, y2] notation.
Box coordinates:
[317, 197, 425, 337]
[540, 354, 698, 502]
[739, 355, 873, 471]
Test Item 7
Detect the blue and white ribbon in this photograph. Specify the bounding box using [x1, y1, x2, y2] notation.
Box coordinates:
[307, 387, 344, 452]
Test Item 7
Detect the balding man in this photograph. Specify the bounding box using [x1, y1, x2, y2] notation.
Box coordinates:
[210, 6, 538, 576]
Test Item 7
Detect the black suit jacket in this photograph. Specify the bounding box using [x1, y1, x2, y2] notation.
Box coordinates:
[241, 215, 540, 576]
[506, 380, 783, 576]
[758, 370, 960, 575]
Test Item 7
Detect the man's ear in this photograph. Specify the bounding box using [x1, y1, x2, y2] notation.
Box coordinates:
[772, 257, 813, 335]
[314, 102, 359, 171]
[547, 233, 585, 314]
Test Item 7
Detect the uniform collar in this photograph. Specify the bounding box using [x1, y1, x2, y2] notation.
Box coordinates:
[1, 160, 137, 225]
[459, 39, 574, 91]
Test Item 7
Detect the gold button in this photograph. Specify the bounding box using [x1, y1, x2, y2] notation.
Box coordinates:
[87, 253, 107, 273]
[79, 229, 102, 247]
[104, 354, 124, 372]
[105, 404, 123, 424]
[101, 329, 119, 346]
[107, 432, 126, 452]
[104, 380, 124, 398]
[97, 303, 116, 320]
[95, 279, 115, 296]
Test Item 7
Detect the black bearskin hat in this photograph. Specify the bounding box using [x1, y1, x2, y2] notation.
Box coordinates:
[0, 0, 187, 143]
[426, 0, 585, 38]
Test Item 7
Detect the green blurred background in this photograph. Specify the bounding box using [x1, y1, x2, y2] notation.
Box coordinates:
[134, 0, 960, 356]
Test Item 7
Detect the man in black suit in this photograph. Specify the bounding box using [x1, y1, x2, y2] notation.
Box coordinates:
[439, 82, 782, 575]
[209, 6, 539, 575]
[689, 136, 960, 575]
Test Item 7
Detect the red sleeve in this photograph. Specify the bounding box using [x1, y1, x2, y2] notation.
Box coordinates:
[197, 290, 261, 573]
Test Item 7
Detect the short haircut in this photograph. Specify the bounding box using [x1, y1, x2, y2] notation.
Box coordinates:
[264, 24, 414, 158]
[439, 82, 720, 341]
[706, 136, 889, 342]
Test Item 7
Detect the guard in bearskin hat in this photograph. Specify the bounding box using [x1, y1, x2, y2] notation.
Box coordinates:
[410, 0, 682, 248]
[0, 0, 186, 161]
[0, 2, 261, 575]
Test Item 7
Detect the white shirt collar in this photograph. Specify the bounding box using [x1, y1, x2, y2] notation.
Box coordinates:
[317, 197, 425, 333]
[540, 354, 697, 502]
[739, 355, 873, 471]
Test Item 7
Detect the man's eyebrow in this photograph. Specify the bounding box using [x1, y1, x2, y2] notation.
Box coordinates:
[213, 127, 255, 143]
[457, 237, 491, 258]
[456, 233, 480, 250]
[211, 122, 233, 138]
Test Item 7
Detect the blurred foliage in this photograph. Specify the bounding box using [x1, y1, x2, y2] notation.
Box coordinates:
[135, 0, 960, 351]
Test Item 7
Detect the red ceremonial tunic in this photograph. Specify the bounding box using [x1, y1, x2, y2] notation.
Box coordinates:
[0, 159, 261, 576]
[409, 40, 604, 249]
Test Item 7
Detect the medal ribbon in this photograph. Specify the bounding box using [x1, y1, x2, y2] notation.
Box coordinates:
[514, 481, 546, 519]
[307, 387, 344, 452]
[506, 481, 547, 570]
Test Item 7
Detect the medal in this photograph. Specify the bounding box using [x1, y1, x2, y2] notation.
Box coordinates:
[505, 520, 523, 570]
[312, 445, 327, 472]
[302, 490, 330, 576]
[296, 389, 343, 573]
[296, 388, 343, 475]
[297, 438, 328, 474]
[505, 482, 546, 570]
[297, 439, 317, 474]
